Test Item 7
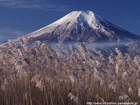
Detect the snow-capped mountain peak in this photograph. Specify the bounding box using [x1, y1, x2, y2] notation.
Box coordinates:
[26, 10, 140, 43]
[27, 11, 102, 38]
[51, 11, 97, 25]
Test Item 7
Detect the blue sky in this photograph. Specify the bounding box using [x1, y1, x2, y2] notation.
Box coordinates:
[0, 0, 140, 42]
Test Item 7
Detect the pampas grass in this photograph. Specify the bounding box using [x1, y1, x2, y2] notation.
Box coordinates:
[0, 40, 139, 104]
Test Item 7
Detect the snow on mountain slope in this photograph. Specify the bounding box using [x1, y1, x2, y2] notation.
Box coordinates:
[26, 10, 140, 43]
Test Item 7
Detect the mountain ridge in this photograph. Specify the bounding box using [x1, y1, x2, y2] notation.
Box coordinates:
[26, 10, 140, 43]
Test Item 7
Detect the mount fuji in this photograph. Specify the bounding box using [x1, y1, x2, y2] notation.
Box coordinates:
[26, 10, 140, 43]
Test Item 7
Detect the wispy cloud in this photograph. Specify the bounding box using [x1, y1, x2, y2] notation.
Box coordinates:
[0, 28, 27, 43]
[0, 0, 70, 11]
[0, 0, 39, 8]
